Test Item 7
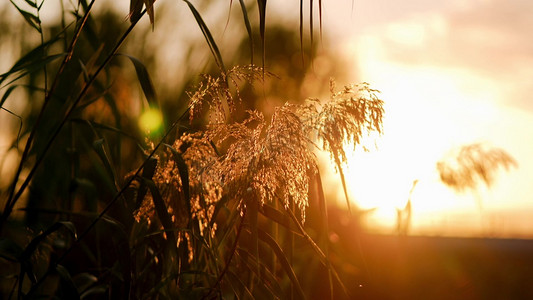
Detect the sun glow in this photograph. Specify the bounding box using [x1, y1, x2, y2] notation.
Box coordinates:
[327, 33, 532, 235]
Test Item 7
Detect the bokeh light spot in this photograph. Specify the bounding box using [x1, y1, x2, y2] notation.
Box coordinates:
[139, 107, 163, 134]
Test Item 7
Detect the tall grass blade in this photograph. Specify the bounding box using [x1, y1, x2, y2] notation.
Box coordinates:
[24, 0, 37, 8]
[143, 0, 156, 27]
[318, 0, 322, 41]
[22, 222, 77, 261]
[309, 0, 313, 49]
[136, 157, 157, 209]
[129, 0, 144, 23]
[0, 53, 65, 88]
[0, 37, 59, 85]
[336, 157, 352, 213]
[299, 0, 304, 65]
[9, 0, 41, 33]
[55, 264, 80, 299]
[238, 0, 254, 64]
[92, 138, 119, 191]
[257, 0, 267, 73]
[279, 196, 350, 298]
[260, 204, 301, 235]
[314, 170, 334, 299]
[145, 178, 178, 251]
[0, 107, 23, 148]
[254, 228, 306, 300]
[235, 249, 284, 298]
[248, 198, 260, 276]
[226, 270, 256, 299]
[70, 119, 140, 142]
[184, 0, 226, 72]
[0, 85, 20, 109]
[0, 238, 23, 262]
[117, 54, 158, 106]
[163, 143, 191, 213]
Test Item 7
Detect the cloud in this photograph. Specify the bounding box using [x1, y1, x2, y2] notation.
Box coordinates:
[365, 0, 533, 111]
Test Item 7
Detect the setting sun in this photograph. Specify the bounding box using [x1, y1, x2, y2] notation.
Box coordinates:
[317, 1, 533, 238]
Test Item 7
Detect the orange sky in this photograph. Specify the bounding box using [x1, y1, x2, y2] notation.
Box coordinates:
[307, 0, 533, 237]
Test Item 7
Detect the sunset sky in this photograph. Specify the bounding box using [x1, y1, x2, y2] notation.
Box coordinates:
[307, 0, 533, 237]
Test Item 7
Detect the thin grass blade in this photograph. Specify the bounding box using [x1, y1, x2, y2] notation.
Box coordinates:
[24, 0, 37, 8]
[299, 0, 304, 65]
[280, 196, 351, 298]
[318, 0, 323, 41]
[0, 53, 65, 88]
[9, 0, 41, 33]
[257, 0, 267, 72]
[238, 0, 254, 64]
[260, 204, 301, 236]
[22, 222, 77, 261]
[135, 157, 157, 209]
[117, 54, 158, 106]
[248, 198, 259, 276]
[143, 0, 156, 27]
[226, 270, 256, 299]
[92, 139, 118, 191]
[255, 228, 306, 300]
[235, 249, 284, 298]
[144, 178, 178, 251]
[309, 0, 313, 48]
[55, 264, 80, 300]
[315, 169, 334, 299]
[163, 143, 190, 212]
[70, 119, 140, 142]
[183, 0, 226, 72]
[0, 238, 23, 262]
[129, 0, 144, 23]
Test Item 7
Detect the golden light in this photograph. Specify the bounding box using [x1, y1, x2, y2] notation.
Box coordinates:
[139, 107, 163, 134]
[324, 20, 533, 236]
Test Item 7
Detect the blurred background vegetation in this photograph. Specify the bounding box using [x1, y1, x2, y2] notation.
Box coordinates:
[0, 1, 365, 298]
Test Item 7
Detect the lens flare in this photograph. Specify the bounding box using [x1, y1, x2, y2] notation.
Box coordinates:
[139, 107, 163, 134]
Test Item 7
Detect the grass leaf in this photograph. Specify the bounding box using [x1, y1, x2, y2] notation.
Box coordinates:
[314, 169, 334, 298]
[0, 52, 65, 88]
[22, 222, 77, 261]
[129, 0, 144, 23]
[318, 0, 323, 41]
[143, 0, 156, 28]
[248, 198, 259, 276]
[9, 0, 41, 33]
[257, 0, 267, 72]
[116, 54, 158, 106]
[92, 139, 118, 191]
[235, 249, 284, 298]
[70, 118, 140, 142]
[56, 264, 81, 300]
[0, 238, 23, 262]
[309, 0, 313, 49]
[144, 177, 178, 252]
[226, 269, 256, 299]
[260, 204, 301, 236]
[183, 0, 226, 72]
[24, 0, 37, 8]
[299, 0, 304, 65]
[254, 228, 306, 300]
[0, 85, 20, 109]
[163, 143, 191, 213]
[136, 157, 158, 209]
[238, 0, 254, 64]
